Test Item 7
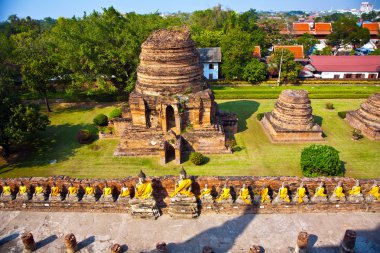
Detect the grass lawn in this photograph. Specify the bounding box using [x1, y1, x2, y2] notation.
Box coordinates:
[0, 99, 379, 179]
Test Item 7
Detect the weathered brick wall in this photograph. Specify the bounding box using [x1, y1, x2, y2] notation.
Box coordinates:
[1, 176, 379, 214]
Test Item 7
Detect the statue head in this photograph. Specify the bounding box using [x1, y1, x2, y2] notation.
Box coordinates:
[355, 179, 360, 186]
[319, 182, 324, 187]
[105, 182, 108, 188]
[262, 183, 266, 189]
[123, 183, 127, 187]
[204, 184, 208, 189]
[4, 182, 8, 186]
[373, 180, 378, 187]
[338, 181, 342, 187]
[138, 170, 146, 182]
[179, 167, 187, 179]
[242, 184, 246, 189]
[281, 182, 285, 188]
[300, 182, 304, 188]
[37, 182, 41, 187]
[86, 183, 91, 187]
[20, 181, 24, 186]
[70, 183, 73, 187]
[53, 182, 56, 187]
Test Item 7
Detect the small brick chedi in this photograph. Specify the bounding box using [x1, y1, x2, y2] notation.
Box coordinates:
[114, 28, 236, 163]
[346, 93, 380, 140]
[261, 89, 323, 142]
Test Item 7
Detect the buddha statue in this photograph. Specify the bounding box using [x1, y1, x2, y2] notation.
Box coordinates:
[168, 168, 198, 218]
[273, 182, 290, 204]
[329, 181, 346, 203]
[34, 183, 45, 201]
[18, 181, 29, 201]
[118, 183, 131, 203]
[216, 182, 233, 203]
[236, 184, 252, 205]
[50, 182, 61, 202]
[82, 183, 95, 202]
[1, 182, 12, 201]
[67, 183, 78, 202]
[101, 182, 114, 202]
[366, 180, 380, 203]
[311, 182, 327, 203]
[347, 180, 364, 203]
[129, 170, 159, 219]
[200, 184, 214, 203]
[259, 183, 271, 204]
[292, 182, 309, 204]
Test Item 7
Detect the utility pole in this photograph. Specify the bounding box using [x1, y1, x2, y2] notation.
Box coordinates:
[277, 49, 284, 86]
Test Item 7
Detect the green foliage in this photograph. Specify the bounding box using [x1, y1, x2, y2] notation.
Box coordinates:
[267, 49, 302, 84]
[369, 49, 380, 55]
[109, 108, 122, 119]
[300, 145, 342, 177]
[297, 33, 318, 56]
[189, 152, 204, 165]
[192, 30, 223, 47]
[256, 113, 264, 121]
[76, 129, 92, 144]
[338, 111, 347, 119]
[361, 11, 378, 21]
[325, 103, 334, 110]
[243, 59, 267, 84]
[93, 114, 108, 126]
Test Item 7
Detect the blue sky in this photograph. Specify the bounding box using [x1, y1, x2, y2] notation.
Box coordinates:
[0, 0, 372, 21]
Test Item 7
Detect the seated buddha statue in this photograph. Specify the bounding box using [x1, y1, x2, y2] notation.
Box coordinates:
[199, 184, 213, 203]
[101, 182, 113, 202]
[18, 181, 29, 201]
[129, 170, 154, 204]
[1, 182, 12, 201]
[366, 180, 380, 203]
[82, 183, 95, 202]
[311, 182, 327, 203]
[118, 183, 131, 202]
[170, 167, 195, 202]
[34, 183, 46, 201]
[329, 181, 346, 203]
[292, 182, 309, 204]
[216, 182, 233, 203]
[50, 182, 61, 202]
[67, 183, 78, 202]
[347, 180, 364, 203]
[236, 184, 252, 205]
[273, 182, 290, 204]
[259, 183, 271, 204]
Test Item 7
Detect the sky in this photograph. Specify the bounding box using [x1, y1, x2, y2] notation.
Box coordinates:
[0, 0, 374, 21]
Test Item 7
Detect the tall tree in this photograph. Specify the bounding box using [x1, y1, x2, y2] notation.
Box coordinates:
[297, 33, 318, 56]
[267, 49, 302, 84]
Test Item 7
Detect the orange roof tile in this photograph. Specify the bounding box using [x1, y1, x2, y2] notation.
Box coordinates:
[292, 23, 311, 34]
[314, 23, 332, 35]
[253, 46, 261, 58]
[363, 23, 379, 35]
[273, 45, 304, 59]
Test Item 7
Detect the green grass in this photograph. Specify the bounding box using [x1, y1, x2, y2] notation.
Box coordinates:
[0, 99, 379, 179]
[212, 86, 380, 99]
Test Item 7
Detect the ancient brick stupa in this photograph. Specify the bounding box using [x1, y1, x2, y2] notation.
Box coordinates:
[346, 93, 380, 140]
[113, 27, 236, 163]
[261, 89, 323, 142]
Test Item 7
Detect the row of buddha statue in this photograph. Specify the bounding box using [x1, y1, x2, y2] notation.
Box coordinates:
[1, 173, 379, 207]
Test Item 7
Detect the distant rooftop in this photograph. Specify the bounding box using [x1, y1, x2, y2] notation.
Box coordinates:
[273, 45, 305, 59]
[309, 55, 380, 72]
[197, 47, 222, 63]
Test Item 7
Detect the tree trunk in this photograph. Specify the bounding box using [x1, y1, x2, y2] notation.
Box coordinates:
[2, 141, 10, 157]
[44, 95, 51, 112]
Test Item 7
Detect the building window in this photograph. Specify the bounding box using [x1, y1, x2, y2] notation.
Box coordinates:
[355, 73, 363, 79]
[369, 74, 377, 79]
[344, 74, 352, 79]
[209, 64, 214, 69]
[333, 74, 340, 79]
[209, 73, 213, 79]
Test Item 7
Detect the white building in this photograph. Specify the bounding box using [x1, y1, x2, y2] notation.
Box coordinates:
[360, 2, 374, 13]
[197, 47, 221, 80]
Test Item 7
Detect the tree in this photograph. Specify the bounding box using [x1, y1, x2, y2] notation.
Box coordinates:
[369, 49, 380, 55]
[191, 30, 224, 47]
[267, 49, 302, 84]
[300, 145, 342, 177]
[327, 17, 370, 52]
[243, 59, 267, 84]
[361, 11, 377, 21]
[297, 33, 318, 56]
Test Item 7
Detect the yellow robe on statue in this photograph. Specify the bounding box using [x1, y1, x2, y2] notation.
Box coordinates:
[121, 188, 130, 197]
[216, 187, 231, 202]
[35, 186, 43, 195]
[2, 186, 11, 195]
[135, 182, 153, 199]
[297, 187, 306, 203]
[334, 186, 345, 198]
[315, 187, 326, 197]
[170, 179, 193, 198]
[239, 188, 252, 204]
[85, 187, 94, 195]
[367, 186, 380, 200]
[19, 185, 27, 195]
[280, 187, 290, 202]
[200, 188, 211, 198]
[260, 188, 271, 203]
[68, 186, 77, 195]
[51, 186, 60, 196]
[103, 187, 112, 196]
[349, 186, 361, 196]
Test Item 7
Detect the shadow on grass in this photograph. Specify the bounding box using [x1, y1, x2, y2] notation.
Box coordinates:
[1, 123, 98, 170]
[218, 100, 260, 132]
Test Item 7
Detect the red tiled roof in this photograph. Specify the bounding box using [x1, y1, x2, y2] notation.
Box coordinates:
[292, 23, 312, 34]
[273, 45, 304, 59]
[363, 23, 380, 35]
[309, 55, 380, 72]
[253, 46, 261, 58]
[314, 23, 332, 35]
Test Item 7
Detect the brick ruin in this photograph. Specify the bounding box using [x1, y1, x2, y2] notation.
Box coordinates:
[113, 28, 237, 163]
[1, 176, 379, 214]
[261, 89, 324, 142]
[346, 93, 380, 140]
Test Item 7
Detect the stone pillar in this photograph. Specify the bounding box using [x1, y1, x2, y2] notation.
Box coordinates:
[249, 245, 261, 253]
[21, 232, 36, 253]
[295, 231, 309, 253]
[202, 246, 214, 253]
[111, 243, 121, 253]
[64, 233, 77, 253]
[155, 241, 168, 253]
[340, 230, 356, 253]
